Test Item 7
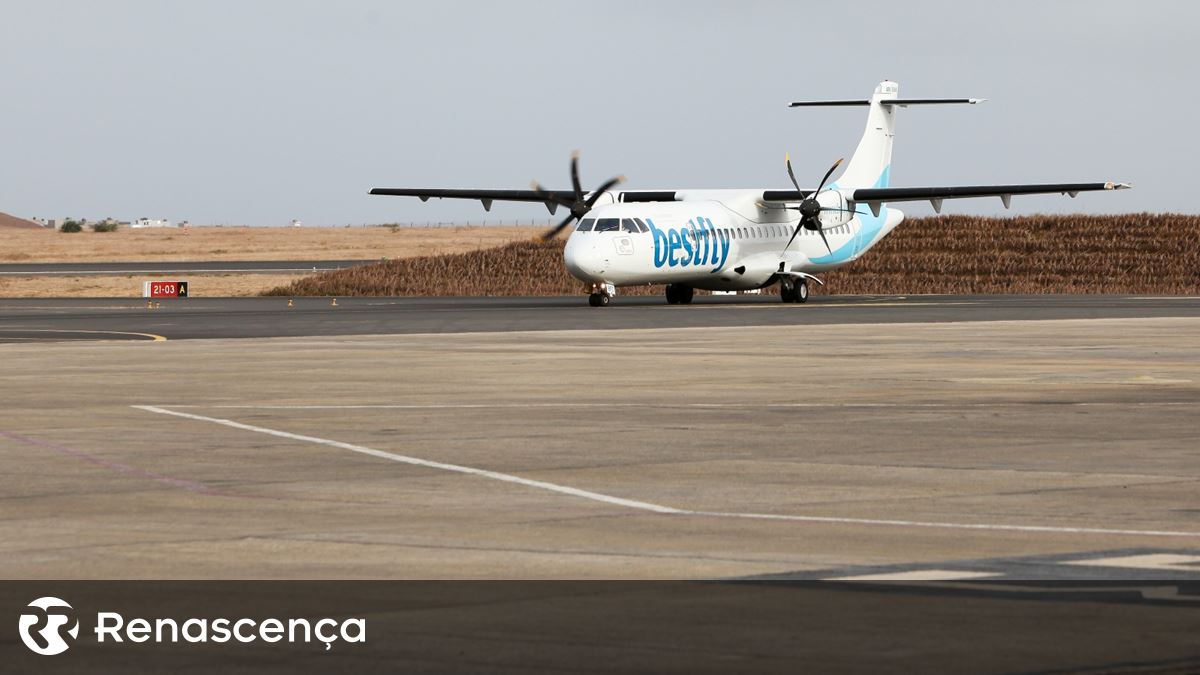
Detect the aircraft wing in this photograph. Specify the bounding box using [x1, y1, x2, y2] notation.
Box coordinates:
[368, 187, 683, 212]
[368, 188, 576, 212]
[848, 181, 1131, 214]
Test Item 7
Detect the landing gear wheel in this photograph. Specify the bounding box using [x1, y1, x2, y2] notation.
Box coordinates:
[795, 279, 809, 303]
[588, 293, 609, 307]
[780, 281, 797, 303]
[666, 284, 694, 305]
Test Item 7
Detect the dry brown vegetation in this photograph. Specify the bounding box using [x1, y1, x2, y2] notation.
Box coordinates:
[267, 214, 1200, 297]
[0, 225, 543, 263]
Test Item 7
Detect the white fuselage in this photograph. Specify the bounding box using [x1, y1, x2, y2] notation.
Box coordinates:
[563, 190, 905, 291]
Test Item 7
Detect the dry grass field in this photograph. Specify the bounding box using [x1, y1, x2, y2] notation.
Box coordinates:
[0, 225, 542, 297]
[268, 214, 1200, 297]
[0, 225, 543, 262]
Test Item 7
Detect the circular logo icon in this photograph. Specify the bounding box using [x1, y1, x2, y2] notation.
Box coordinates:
[18, 597, 79, 656]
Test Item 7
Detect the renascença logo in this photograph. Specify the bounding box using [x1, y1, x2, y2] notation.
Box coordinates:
[16, 596, 366, 654]
[19, 597, 79, 656]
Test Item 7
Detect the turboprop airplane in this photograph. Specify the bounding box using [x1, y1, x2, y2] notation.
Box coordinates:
[371, 80, 1129, 306]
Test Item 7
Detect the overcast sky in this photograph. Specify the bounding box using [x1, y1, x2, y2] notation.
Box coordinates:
[1, 0, 1190, 225]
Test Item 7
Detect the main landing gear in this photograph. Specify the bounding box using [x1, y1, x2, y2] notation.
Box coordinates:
[665, 284, 694, 305]
[779, 278, 809, 304]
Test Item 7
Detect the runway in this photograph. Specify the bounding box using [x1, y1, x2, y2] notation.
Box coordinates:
[1, 294, 1198, 583]
[1, 294, 1199, 340]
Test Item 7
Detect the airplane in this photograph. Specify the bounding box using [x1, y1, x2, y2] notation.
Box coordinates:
[370, 80, 1129, 307]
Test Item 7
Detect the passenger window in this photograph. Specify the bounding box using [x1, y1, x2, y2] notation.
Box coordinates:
[621, 218, 639, 233]
[594, 218, 620, 232]
[576, 218, 595, 231]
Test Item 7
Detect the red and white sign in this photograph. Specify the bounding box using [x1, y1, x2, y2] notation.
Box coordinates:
[142, 281, 189, 298]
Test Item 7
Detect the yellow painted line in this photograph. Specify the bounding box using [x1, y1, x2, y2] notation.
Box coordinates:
[0, 329, 166, 342]
[680, 301, 977, 310]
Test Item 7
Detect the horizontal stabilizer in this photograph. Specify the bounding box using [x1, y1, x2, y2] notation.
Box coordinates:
[789, 98, 983, 107]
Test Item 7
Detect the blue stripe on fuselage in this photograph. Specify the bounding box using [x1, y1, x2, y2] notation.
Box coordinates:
[808, 165, 890, 265]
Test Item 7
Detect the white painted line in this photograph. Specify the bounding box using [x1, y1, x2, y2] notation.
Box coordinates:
[826, 569, 1001, 582]
[130, 405, 683, 514]
[685, 510, 1200, 538]
[1063, 553, 1200, 572]
[153, 401, 1198, 411]
[131, 405, 1200, 539]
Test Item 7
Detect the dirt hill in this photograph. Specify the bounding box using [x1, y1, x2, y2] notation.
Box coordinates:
[0, 212, 44, 230]
[266, 213, 1200, 297]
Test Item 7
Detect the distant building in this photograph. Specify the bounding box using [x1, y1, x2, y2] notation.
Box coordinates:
[291, 219, 302, 228]
[131, 217, 173, 228]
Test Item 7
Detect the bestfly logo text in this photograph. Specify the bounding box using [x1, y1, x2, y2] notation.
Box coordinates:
[647, 217, 730, 272]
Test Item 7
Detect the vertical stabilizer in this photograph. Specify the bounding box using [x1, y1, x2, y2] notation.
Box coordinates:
[837, 80, 898, 189]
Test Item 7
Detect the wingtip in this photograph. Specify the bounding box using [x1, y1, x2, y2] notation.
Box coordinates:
[969, 98, 988, 104]
[1106, 181, 1133, 190]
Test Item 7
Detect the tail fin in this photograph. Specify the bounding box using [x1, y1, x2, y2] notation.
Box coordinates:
[838, 80, 899, 189]
[788, 81, 983, 190]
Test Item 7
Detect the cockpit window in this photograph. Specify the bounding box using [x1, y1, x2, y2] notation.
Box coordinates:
[634, 218, 649, 232]
[620, 218, 640, 233]
[576, 218, 595, 231]
[594, 218, 620, 232]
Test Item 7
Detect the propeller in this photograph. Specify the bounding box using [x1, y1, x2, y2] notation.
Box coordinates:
[533, 151, 625, 241]
[781, 155, 843, 256]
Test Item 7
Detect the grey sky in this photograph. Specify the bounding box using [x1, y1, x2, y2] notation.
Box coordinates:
[2, 0, 1190, 225]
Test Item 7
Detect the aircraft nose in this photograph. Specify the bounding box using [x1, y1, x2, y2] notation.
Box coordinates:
[564, 236, 603, 280]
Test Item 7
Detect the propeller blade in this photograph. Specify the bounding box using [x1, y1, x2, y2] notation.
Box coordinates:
[530, 180, 574, 208]
[785, 153, 804, 195]
[584, 175, 626, 208]
[816, 158, 844, 195]
[824, 206, 872, 216]
[816, 224, 833, 255]
[570, 150, 584, 200]
[781, 221, 804, 254]
[540, 212, 580, 241]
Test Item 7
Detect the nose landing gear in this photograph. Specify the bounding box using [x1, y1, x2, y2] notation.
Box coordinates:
[586, 282, 616, 307]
